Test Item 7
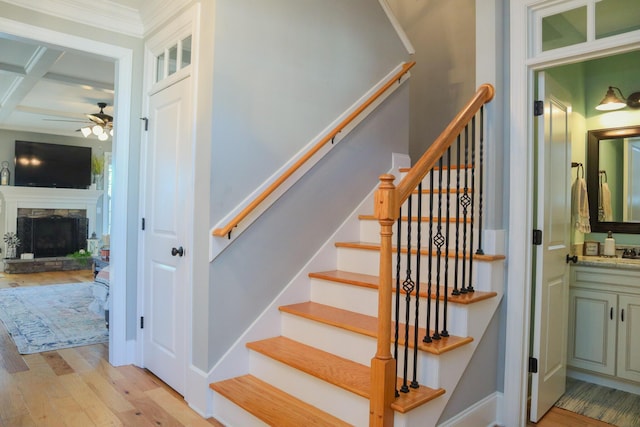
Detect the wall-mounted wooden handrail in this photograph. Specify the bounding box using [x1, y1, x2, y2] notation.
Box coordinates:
[212, 61, 416, 238]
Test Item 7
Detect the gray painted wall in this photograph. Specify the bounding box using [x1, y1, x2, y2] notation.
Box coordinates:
[209, 84, 409, 366]
[206, 0, 410, 368]
[387, 0, 477, 163]
[209, 0, 409, 223]
[439, 308, 501, 423]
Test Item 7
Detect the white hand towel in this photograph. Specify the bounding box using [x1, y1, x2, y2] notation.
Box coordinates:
[571, 177, 591, 233]
[601, 182, 613, 221]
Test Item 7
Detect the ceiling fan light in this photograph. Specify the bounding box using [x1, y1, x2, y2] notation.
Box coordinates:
[80, 127, 92, 137]
[109, 128, 113, 136]
[92, 124, 104, 136]
[98, 132, 108, 141]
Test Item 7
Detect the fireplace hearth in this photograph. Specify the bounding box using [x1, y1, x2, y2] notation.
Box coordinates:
[17, 215, 88, 258]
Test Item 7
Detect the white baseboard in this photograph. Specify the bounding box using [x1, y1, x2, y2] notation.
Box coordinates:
[437, 392, 503, 427]
[186, 364, 213, 417]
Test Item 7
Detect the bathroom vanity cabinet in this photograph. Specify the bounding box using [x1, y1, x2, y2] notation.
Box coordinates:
[569, 265, 640, 384]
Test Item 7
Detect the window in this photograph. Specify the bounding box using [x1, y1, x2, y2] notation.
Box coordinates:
[155, 34, 192, 83]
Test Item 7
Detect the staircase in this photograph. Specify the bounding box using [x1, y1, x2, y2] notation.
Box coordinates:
[210, 171, 504, 426]
[210, 84, 500, 426]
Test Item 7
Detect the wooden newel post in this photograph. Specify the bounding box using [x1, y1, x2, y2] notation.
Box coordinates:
[370, 174, 397, 427]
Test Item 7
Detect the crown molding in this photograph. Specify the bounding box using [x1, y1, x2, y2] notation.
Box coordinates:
[137, 0, 192, 36]
[2, 0, 144, 38]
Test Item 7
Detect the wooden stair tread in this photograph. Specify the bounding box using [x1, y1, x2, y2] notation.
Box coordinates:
[309, 270, 498, 304]
[358, 214, 471, 223]
[210, 374, 353, 427]
[279, 302, 472, 355]
[246, 337, 445, 413]
[335, 241, 505, 262]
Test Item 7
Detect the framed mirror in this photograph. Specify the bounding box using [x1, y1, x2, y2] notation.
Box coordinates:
[587, 125, 640, 233]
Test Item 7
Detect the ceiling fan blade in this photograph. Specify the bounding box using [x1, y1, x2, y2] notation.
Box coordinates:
[43, 118, 89, 123]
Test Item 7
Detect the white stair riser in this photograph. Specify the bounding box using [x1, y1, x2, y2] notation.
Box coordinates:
[309, 278, 470, 336]
[249, 350, 369, 427]
[281, 312, 376, 365]
[359, 219, 478, 248]
[336, 247, 481, 291]
[280, 313, 446, 389]
[211, 393, 270, 427]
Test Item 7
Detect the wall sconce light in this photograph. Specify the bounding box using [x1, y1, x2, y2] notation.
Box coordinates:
[596, 86, 640, 111]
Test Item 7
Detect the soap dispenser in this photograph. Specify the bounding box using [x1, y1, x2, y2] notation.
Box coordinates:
[604, 231, 616, 257]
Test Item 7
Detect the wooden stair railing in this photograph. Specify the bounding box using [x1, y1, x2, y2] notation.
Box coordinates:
[212, 61, 416, 239]
[370, 83, 495, 427]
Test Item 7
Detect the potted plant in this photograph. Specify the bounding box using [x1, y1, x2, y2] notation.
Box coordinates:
[91, 155, 105, 190]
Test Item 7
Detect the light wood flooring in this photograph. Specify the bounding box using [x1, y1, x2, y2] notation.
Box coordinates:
[0, 270, 224, 427]
[0, 270, 611, 426]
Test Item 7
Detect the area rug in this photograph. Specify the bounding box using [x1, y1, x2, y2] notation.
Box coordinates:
[0, 283, 108, 354]
[555, 378, 640, 426]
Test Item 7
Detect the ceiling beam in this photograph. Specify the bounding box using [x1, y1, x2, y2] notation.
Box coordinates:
[42, 72, 114, 93]
[0, 46, 64, 123]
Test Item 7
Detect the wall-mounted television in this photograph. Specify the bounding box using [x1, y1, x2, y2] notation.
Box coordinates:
[14, 140, 92, 189]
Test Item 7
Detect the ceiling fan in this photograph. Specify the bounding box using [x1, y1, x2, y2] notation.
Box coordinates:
[80, 102, 114, 140]
[43, 102, 114, 140]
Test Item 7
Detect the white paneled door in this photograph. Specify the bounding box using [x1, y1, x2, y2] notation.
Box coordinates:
[142, 76, 192, 395]
[530, 72, 572, 422]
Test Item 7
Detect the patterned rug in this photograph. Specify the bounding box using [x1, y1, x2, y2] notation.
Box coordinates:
[555, 378, 640, 426]
[0, 283, 108, 354]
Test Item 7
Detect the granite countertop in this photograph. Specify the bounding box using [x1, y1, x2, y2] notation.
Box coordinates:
[576, 255, 640, 271]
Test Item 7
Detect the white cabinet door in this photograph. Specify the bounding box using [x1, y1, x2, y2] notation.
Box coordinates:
[568, 288, 617, 376]
[617, 294, 640, 382]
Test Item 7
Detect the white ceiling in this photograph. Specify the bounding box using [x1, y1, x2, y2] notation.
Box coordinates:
[0, 0, 179, 139]
[0, 35, 116, 138]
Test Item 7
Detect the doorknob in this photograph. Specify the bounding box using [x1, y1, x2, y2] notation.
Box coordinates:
[171, 246, 184, 257]
[566, 254, 578, 264]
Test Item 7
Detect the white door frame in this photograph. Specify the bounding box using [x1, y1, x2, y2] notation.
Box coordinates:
[505, 2, 640, 426]
[0, 17, 134, 366]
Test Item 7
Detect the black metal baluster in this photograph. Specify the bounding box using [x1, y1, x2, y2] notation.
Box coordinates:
[411, 182, 422, 389]
[452, 136, 462, 296]
[432, 159, 445, 341]
[400, 196, 414, 393]
[460, 125, 472, 293]
[441, 150, 451, 338]
[467, 117, 476, 293]
[423, 169, 434, 344]
[476, 106, 485, 256]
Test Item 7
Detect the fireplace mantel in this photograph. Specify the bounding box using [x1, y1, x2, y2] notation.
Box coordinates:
[0, 186, 103, 237]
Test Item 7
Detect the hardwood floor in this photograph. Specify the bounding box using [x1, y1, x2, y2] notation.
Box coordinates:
[1, 271, 613, 426]
[0, 270, 224, 427]
[528, 407, 614, 426]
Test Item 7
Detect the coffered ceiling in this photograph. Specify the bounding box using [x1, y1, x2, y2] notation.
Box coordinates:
[0, 35, 115, 138]
[0, 0, 182, 139]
